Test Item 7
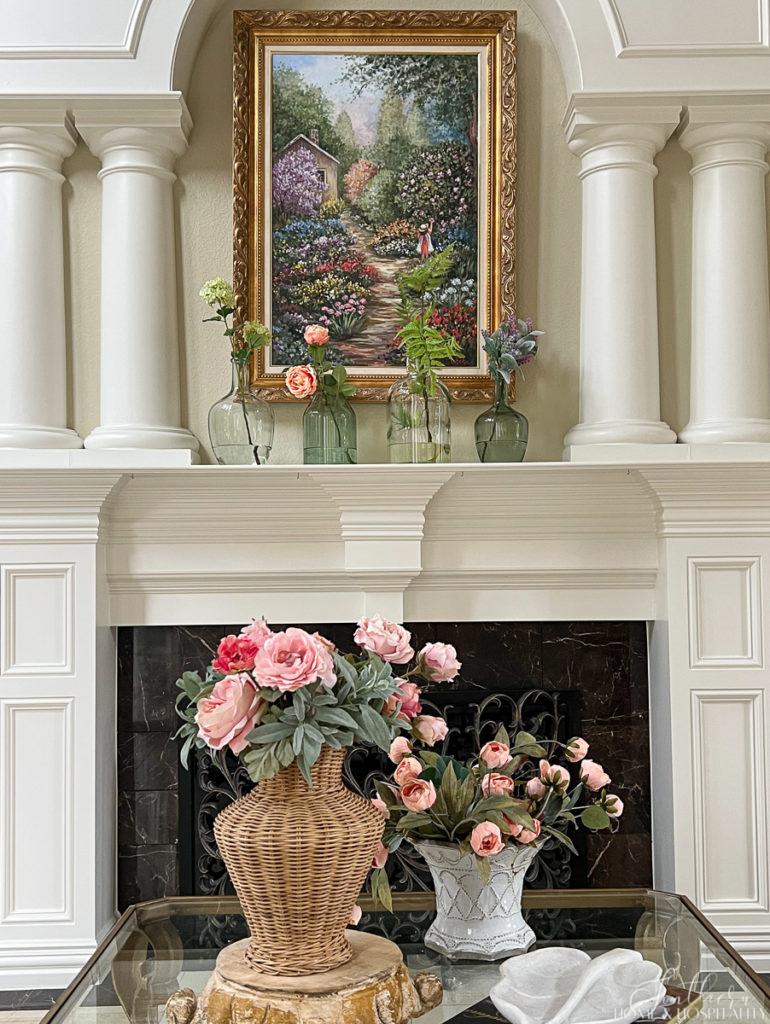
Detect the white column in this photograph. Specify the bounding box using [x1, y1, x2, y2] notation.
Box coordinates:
[75, 101, 199, 455]
[563, 103, 679, 453]
[0, 106, 80, 448]
[680, 110, 770, 444]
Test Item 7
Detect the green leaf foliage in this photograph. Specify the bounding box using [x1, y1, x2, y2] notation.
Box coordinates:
[581, 803, 611, 831]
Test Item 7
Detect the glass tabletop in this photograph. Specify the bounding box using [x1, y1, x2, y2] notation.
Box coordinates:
[44, 889, 770, 1024]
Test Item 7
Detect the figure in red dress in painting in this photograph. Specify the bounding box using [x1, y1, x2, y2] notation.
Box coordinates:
[417, 219, 434, 261]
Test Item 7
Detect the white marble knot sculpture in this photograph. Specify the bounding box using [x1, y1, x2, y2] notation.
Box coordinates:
[490, 947, 665, 1024]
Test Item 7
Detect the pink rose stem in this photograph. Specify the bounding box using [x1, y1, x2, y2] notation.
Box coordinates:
[308, 341, 354, 465]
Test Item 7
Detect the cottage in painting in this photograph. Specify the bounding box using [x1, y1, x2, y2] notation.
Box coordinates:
[278, 129, 339, 200]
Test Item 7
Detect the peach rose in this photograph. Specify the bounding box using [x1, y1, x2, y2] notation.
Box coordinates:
[418, 642, 461, 682]
[581, 759, 611, 792]
[482, 772, 514, 797]
[195, 674, 266, 754]
[252, 627, 336, 691]
[371, 841, 389, 869]
[479, 741, 510, 768]
[539, 759, 570, 791]
[285, 363, 317, 399]
[384, 680, 422, 721]
[212, 633, 261, 674]
[371, 797, 389, 818]
[400, 778, 436, 812]
[412, 715, 449, 746]
[394, 756, 423, 786]
[566, 736, 589, 762]
[526, 777, 547, 799]
[605, 794, 624, 817]
[349, 904, 363, 926]
[354, 615, 415, 664]
[517, 818, 542, 844]
[304, 324, 330, 347]
[470, 821, 505, 858]
[389, 736, 413, 763]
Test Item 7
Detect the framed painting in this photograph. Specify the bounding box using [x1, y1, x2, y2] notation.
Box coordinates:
[233, 9, 517, 400]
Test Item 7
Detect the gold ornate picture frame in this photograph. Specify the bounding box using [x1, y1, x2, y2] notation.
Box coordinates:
[233, 9, 517, 401]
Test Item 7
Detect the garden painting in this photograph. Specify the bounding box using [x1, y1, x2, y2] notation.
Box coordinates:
[269, 51, 480, 371]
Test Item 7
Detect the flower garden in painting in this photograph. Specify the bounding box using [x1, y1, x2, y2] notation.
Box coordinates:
[270, 53, 479, 369]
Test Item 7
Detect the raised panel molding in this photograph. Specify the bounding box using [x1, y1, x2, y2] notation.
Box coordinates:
[691, 691, 768, 912]
[688, 557, 762, 668]
[0, 564, 74, 676]
[0, 699, 74, 924]
[0, 0, 151, 59]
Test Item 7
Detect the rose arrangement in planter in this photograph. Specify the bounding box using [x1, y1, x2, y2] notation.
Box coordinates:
[174, 615, 457, 975]
[370, 724, 624, 959]
[285, 324, 359, 465]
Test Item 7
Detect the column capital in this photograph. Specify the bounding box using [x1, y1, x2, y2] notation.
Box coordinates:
[72, 93, 191, 167]
[0, 101, 76, 173]
[564, 95, 682, 156]
[680, 105, 770, 161]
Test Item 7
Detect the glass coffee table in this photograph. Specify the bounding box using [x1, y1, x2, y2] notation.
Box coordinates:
[42, 890, 770, 1024]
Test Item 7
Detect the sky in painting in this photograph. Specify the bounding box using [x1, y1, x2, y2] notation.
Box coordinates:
[273, 53, 384, 146]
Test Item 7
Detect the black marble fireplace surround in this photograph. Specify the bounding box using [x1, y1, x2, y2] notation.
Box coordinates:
[117, 621, 651, 911]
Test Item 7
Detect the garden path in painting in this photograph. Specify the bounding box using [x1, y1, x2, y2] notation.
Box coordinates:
[270, 51, 479, 370]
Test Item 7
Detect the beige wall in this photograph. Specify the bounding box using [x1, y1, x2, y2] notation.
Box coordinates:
[62, 0, 696, 463]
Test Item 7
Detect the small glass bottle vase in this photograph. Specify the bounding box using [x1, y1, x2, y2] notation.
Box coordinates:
[303, 392, 358, 464]
[387, 368, 451, 464]
[208, 361, 275, 465]
[474, 377, 528, 463]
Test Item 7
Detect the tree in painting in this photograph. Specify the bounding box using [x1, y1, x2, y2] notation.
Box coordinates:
[270, 52, 478, 369]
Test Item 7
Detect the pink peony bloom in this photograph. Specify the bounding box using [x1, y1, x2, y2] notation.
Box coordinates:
[394, 756, 423, 787]
[371, 841, 389, 869]
[482, 772, 514, 797]
[285, 363, 317, 399]
[239, 617, 272, 649]
[195, 674, 266, 754]
[212, 633, 261, 674]
[470, 821, 505, 858]
[581, 759, 611, 792]
[412, 715, 449, 746]
[517, 818, 542, 844]
[479, 741, 510, 768]
[400, 778, 437, 812]
[418, 642, 462, 682]
[349, 904, 363, 926]
[389, 736, 413, 763]
[539, 759, 570, 791]
[354, 615, 415, 664]
[526, 777, 547, 799]
[304, 324, 330, 347]
[371, 797, 389, 819]
[605, 794, 624, 817]
[252, 627, 336, 691]
[566, 737, 589, 763]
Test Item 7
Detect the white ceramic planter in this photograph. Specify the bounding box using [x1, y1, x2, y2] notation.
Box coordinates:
[416, 841, 540, 960]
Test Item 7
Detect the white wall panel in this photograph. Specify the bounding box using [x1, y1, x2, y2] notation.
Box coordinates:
[1, 564, 74, 676]
[688, 557, 762, 668]
[0, 698, 73, 923]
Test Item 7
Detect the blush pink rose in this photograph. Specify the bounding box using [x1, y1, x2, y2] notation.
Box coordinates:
[389, 736, 413, 763]
[566, 736, 589, 762]
[384, 680, 423, 721]
[418, 642, 462, 682]
[371, 797, 389, 818]
[539, 759, 570, 791]
[252, 627, 336, 691]
[527, 777, 547, 799]
[482, 772, 514, 797]
[400, 778, 437, 812]
[349, 904, 363, 926]
[605, 794, 624, 817]
[394, 756, 423, 787]
[479, 741, 510, 768]
[517, 818, 542, 844]
[581, 759, 611, 792]
[239, 617, 272, 649]
[412, 715, 449, 746]
[304, 324, 330, 347]
[212, 634, 260, 674]
[195, 674, 266, 754]
[470, 821, 505, 858]
[285, 363, 317, 399]
[371, 841, 389, 869]
[354, 615, 415, 664]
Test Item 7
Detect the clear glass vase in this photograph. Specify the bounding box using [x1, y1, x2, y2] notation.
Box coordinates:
[387, 367, 451, 464]
[208, 361, 274, 465]
[474, 377, 528, 462]
[303, 391, 358, 464]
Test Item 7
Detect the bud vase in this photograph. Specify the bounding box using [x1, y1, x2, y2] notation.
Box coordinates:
[415, 840, 540, 960]
[303, 392, 358, 464]
[387, 367, 451, 463]
[208, 361, 274, 465]
[474, 378, 528, 463]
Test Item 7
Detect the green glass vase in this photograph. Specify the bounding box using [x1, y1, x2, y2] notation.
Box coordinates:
[387, 367, 451, 464]
[474, 377, 528, 463]
[208, 361, 274, 465]
[303, 391, 358, 464]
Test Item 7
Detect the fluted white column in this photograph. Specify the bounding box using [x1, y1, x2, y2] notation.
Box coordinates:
[75, 100, 199, 455]
[0, 106, 81, 448]
[680, 110, 770, 444]
[563, 103, 679, 452]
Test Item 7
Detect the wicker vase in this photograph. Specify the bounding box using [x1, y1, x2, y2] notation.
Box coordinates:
[214, 747, 384, 976]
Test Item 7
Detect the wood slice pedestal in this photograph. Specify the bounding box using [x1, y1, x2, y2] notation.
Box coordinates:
[166, 932, 443, 1024]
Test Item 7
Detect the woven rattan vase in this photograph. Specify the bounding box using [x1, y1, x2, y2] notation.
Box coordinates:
[214, 747, 384, 976]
